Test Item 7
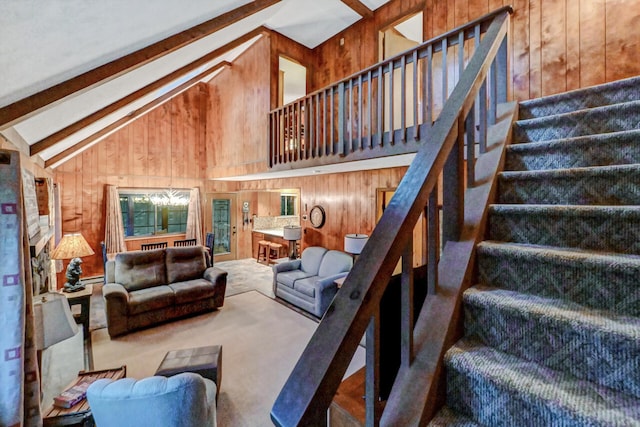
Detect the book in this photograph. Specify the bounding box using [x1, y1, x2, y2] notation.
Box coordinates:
[53, 378, 95, 409]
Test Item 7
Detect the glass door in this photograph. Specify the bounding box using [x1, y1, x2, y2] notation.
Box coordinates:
[208, 193, 237, 262]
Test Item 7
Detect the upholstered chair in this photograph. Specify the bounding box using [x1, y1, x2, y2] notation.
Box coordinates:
[87, 373, 216, 427]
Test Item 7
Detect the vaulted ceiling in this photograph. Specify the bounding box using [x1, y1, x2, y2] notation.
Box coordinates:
[0, 0, 391, 168]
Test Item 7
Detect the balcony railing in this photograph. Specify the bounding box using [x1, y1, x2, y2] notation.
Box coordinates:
[271, 6, 512, 426]
[269, 7, 510, 171]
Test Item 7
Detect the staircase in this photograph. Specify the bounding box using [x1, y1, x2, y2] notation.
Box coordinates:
[431, 76, 640, 425]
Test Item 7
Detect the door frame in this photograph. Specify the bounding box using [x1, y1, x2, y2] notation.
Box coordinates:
[206, 192, 238, 262]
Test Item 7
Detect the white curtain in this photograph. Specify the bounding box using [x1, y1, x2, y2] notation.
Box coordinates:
[104, 185, 127, 254]
[186, 187, 203, 245]
[0, 150, 41, 427]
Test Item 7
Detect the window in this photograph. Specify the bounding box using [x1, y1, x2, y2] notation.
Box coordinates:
[281, 194, 297, 216]
[119, 190, 189, 237]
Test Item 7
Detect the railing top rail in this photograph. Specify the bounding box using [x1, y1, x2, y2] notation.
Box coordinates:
[271, 8, 511, 426]
[269, 5, 513, 115]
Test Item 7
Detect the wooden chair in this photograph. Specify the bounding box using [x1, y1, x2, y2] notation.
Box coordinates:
[174, 238, 197, 247]
[141, 242, 167, 250]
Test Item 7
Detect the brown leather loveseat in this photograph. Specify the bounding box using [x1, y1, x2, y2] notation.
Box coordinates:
[103, 246, 227, 337]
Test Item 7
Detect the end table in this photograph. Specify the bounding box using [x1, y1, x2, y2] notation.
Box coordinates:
[63, 284, 92, 339]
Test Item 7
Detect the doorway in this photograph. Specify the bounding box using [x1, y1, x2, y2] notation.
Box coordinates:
[208, 193, 237, 262]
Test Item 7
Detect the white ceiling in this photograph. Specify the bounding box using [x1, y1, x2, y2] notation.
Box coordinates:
[0, 0, 391, 168]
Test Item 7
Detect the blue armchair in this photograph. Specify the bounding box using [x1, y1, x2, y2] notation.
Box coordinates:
[273, 246, 353, 317]
[87, 373, 217, 427]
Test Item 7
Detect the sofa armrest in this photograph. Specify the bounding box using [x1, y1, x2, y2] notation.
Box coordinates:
[316, 272, 349, 291]
[272, 259, 301, 274]
[103, 283, 129, 303]
[102, 283, 130, 337]
[204, 267, 228, 285]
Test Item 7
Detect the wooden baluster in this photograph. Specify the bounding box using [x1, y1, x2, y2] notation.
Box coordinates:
[475, 24, 488, 154]
[497, 37, 508, 103]
[377, 65, 383, 146]
[389, 61, 395, 145]
[316, 93, 321, 157]
[366, 311, 381, 427]
[368, 70, 373, 148]
[412, 50, 419, 141]
[466, 105, 476, 187]
[427, 188, 438, 295]
[349, 79, 354, 153]
[358, 74, 363, 150]
[400, 55, 406, 143]
[443, 122, 464, 244]
[270, 112, 274, 167]
[458, 30, 465, 81]
[330, 86, 335, 155]
[489, 59, 497, 125]
[338, 82, 345, 156]
[277, 109, 282, 164]
[297, 101, 302, 160]
[401, 236, 414, 367]
[442, 38, 448, 103]
[426, 44, 433, 128]
[323, 90, 328, 156]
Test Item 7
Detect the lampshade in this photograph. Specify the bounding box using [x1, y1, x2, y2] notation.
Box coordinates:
[50, 233, 95, 260]
[283, 225, 302, 241]
[344, 234, 368, 255]
[33, 293, 79, 349]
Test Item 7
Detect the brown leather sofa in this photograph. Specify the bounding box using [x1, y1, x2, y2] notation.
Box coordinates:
[103, 246, 227, 337]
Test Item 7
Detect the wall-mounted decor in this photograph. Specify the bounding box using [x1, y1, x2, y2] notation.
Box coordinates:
[21, 168, 40, 240]
[309, 205, 325, 228]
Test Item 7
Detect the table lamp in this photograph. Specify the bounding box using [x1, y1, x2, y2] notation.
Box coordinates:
[283, 225, 302, 259]
[344, 233, 368, 261]
[50, 233, 95, 292]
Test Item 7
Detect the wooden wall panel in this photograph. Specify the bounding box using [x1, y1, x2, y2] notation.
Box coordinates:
[580, 0, 606, 87]
[54, 87, 208, 280]
[605, 0, 640, 82]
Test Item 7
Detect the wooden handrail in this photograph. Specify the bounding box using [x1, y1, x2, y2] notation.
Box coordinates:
[271, 7, 512, 426]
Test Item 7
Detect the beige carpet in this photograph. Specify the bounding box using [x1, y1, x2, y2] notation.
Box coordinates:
[91, 291, 365, 427]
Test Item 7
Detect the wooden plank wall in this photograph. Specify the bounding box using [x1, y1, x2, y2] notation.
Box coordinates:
[53, 86, 210, 280]
[205, 35, 272, 179]
[312, 0, 640, 101]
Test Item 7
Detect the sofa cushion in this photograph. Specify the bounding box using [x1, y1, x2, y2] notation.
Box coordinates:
[318, 250, 353, 278]
[277, 270, 315, 289]
[300, 247, 328, 275]
[128, 285, 175, 315]
[166, 247, 207, 284]
[293, 277, 318, 298]
[115, 249, 167, 292]
[169, 278, 216, 305]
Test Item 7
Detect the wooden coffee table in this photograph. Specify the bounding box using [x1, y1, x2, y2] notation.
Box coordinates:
[43, 366, 126, 427]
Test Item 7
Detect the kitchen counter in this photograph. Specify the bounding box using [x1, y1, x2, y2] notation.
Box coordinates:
[253, 228, 285, 238]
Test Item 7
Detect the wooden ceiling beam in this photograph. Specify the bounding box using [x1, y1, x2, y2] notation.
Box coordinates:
[340, 0, 373, 18]
[31, 28, 267, 157]
[1, 0, 281, 129]
[45, 62, 232, 169]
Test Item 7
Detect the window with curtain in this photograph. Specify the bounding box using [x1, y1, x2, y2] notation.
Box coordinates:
[119, 189, 189, 237]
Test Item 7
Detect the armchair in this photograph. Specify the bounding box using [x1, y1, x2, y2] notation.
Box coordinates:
[87, 373, 216, 427]
[273, 246, 353, 317]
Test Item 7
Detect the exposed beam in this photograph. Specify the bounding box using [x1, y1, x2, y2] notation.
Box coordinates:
[45, 62, 232, 169]
[0, 0, 281, 129]
[31, 28, 267, 157]
[340, 0, 373, 18]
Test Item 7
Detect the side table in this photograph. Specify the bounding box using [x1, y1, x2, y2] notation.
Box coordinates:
[43, 366, 126, 427]
[63, 284, 92, 339]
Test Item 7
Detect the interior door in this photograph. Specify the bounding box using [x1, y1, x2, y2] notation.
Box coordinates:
[208, 193, 237, 262]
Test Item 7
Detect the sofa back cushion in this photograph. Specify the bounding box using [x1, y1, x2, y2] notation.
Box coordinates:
[115, 249, 167, 292]
[318, 250, 353, 277]
[165, 246, 207, 284]
[300, 247, 328, 275]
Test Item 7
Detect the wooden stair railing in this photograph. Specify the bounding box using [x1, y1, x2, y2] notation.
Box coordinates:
[271, 7, 513, 427]
[269, 7, 511, 172]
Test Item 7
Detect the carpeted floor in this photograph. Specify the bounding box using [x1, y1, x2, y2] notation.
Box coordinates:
[91, 291, 366, 427]
[90, 258, 275, 331]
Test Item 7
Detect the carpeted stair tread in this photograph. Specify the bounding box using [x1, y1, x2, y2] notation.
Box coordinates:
[488, 204, 640, 254]
[514, 100, 640, 143]
[477, 241, 640, 316]
[498, 163, 640, 205]
[505, 129, 640, 171]
[519, 75, 640, 119]
[445, 339, 640, 426]
[463, 286, 640, 398]
[428, 406, 481, 426]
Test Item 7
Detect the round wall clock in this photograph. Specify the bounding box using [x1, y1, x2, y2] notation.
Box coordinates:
[309, 205, 326, 228]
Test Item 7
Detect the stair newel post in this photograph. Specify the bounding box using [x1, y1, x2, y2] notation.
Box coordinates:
[366, 309, 382, 427]
[338, 81, 346, 156]
[427, 188, 439, 295]
[466, 104, 476, 187]
[443, 124, 464, 244]
[401, 236, 415, 367]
